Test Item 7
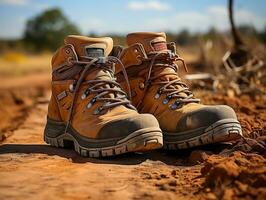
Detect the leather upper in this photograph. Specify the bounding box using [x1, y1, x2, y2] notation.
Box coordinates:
[115, 32, 238, 133]
[48, 35, 160, 139]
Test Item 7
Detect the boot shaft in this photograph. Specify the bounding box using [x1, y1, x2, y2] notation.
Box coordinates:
[48, 35, 137, 138]
[115, 32, 193, 108]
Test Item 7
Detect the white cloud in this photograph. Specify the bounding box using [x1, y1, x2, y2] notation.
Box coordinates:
[0, 0, 29, 6]
[79, 18, 105, 34]
[0, 0, 49, 9]
[235, 9, 265, 30]
[128, 0, 170, 11]
[143, 5, 266, 32]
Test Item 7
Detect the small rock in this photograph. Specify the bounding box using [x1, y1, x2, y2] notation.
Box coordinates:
[188, 150, 212, 165]
[168, 180, 177, 187]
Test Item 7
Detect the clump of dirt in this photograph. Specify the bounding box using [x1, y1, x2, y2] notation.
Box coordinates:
[196, 91, 266, 138]
[188, 150, 213, 165]
[201, 151, 266, 199]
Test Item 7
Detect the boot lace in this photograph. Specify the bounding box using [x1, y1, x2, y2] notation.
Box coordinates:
[65, 56, 135, 133]
[138, 51, 200, 109]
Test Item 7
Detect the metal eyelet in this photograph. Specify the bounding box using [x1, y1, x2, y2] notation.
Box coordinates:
[154, 93, 160, 99]
[163, 95, 172, 105]
[81, 93, 86, 100]
[163, 99, 169, 105]
[87, 98, 96, 109]
[81, 90, 90, 100]
[93, 106, 103, 115]
[139, 82, 145, 90]
[171, 101, 181, 110]
[67, 57, 74, 65]
[155, 88, 163, 99]
[65, 49, 71, 54]
[69, 81, 77, 92]
[69, 84, 74, 92]
[167, 95, 172, 99]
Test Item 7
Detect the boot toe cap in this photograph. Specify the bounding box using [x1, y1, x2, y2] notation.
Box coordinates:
[175, 105, 237, 132]
[98, 114, 160, 139]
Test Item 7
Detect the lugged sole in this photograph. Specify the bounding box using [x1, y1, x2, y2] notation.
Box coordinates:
[44, 120, 163, 157]
[163, 118, 242, 150]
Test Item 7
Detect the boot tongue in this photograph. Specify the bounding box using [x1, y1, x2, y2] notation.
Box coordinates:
[65, 36, 117, 99]
[64, 35, 113, 59]
[126, 32, 167, 54]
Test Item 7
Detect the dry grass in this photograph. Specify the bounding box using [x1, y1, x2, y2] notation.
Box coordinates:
[0, 52, 51, 77]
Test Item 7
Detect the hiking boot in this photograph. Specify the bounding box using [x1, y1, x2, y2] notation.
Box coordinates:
[44, 35, 163, 157]
[115, 32, 242, 150]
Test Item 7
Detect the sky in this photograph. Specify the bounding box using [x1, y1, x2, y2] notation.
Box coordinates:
[0, 0, 265, 39]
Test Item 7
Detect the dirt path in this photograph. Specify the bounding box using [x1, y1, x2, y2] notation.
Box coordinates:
[0, 97, 206, 200]
[0, 77, 265, 200]
[0, 73, 50, 141]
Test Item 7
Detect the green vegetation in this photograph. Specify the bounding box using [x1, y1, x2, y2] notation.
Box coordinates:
[24, 8, 80, 51]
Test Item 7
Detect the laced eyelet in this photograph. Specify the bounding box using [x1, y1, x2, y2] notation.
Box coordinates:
[167, 95, 172, 99]
[155, 89, 163, 99]
[171, 101, 181, 110]
[87, 98, 96, 109]
[69, 81, 77, 93]
[93, 106, 103, 115]
[81, 90, 90, 100]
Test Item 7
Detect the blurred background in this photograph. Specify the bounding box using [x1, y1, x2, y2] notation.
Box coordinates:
[0, 0, 265, 77]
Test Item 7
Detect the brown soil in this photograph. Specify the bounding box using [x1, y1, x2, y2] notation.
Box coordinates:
[201, 152, 266, 199]
[0, 74, 50, 141]
[0, 75, 265, 200]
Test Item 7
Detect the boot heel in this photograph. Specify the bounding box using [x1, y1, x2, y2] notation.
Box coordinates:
[44, 118, 66, 147]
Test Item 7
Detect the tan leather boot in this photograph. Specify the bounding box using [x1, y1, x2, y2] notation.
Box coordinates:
[115, 32, 242, 150]
[44, 35, 163, 157]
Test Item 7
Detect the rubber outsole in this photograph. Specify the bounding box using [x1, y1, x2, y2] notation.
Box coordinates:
[44, 123, 163, 157]
[163, 118, 242, 150]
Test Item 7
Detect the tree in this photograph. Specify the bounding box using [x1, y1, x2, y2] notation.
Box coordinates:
[175, 30, 192, 46]
[24, 8, 80, 51]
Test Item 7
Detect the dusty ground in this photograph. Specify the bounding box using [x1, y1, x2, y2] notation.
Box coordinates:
[0, 55, 265, 200]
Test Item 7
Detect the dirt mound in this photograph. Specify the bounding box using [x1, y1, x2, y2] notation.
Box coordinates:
[201, 151, 266, 199]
